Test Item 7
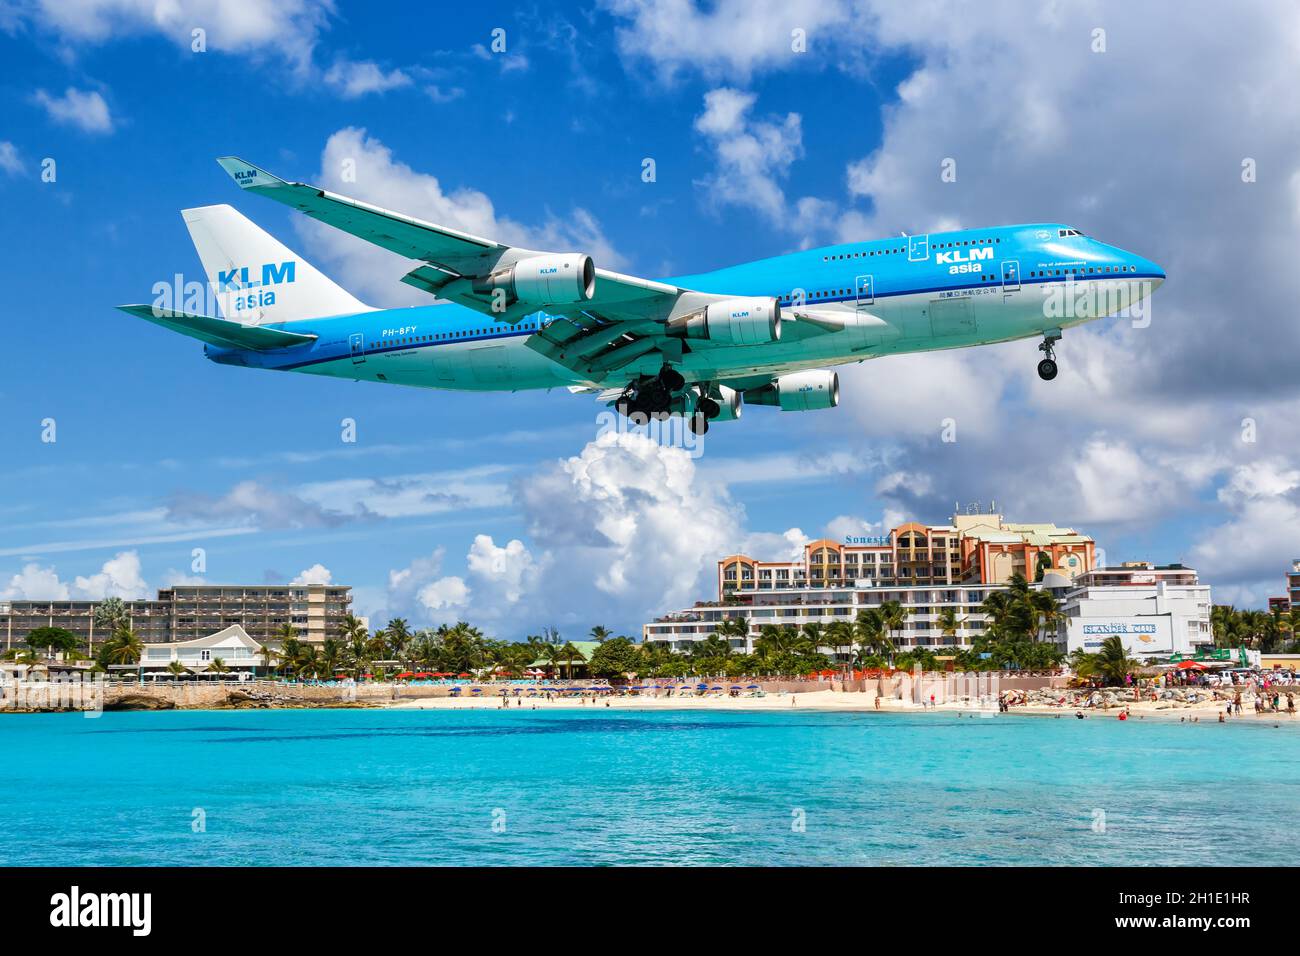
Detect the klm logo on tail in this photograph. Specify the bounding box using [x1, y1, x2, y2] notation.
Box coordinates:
[217, 261, 296, 291]
[217, 261, 295, 311]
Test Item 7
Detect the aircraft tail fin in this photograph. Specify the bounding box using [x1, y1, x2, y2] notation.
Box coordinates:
[181, 204, 371, 325]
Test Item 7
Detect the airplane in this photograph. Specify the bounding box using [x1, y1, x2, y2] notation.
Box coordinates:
[118, 158, 1166, 434]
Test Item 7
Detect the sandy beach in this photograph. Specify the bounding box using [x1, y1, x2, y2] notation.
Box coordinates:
[387, 687, 1298, 724]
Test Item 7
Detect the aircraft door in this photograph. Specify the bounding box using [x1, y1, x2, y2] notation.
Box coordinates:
[1001, 260, 1021, 292]
[855, 274, 875, 310]
[349, 332, 365, 364]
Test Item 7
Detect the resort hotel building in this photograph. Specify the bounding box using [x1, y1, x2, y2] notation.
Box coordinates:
[1267, 559, 1300, 612]
[0, 582, 353, 651]
[644, 511, 1216, 661]
[647, 509, 1097, 654]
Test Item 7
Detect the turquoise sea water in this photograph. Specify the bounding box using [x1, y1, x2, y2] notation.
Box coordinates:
[2, 708, 1297, 866]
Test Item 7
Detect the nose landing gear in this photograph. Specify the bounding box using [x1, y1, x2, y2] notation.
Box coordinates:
[1037, 330, 1062, 381]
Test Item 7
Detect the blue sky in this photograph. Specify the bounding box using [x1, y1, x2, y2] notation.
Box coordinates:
[2, 0, 1298, 638]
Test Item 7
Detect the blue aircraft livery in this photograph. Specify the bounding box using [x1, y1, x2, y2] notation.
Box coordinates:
[117, 158, 1165, 434]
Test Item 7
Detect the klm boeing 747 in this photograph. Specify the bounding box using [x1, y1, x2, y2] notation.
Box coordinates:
[119, 158, 1165, 433]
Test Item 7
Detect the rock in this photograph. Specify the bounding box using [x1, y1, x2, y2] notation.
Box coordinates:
[105, 693, 176, 711]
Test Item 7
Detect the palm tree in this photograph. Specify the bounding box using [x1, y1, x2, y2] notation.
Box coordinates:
[715, 616, 750, 654]
[558, 641, 584, 680]
[257, 642, 280, 675]
[1093, 636, 1135, 685]
[206, 657, 230, 678]
[320, 638, 343, 678]
[340, 614, 367, 645]
[800, 622, 825, 656]
[1028, 588, 1061, 644]
[92, 596, 129, 656]
[165, 660, 191, 679]
[878, 600, 907, 664]
[934, 606, 966, 649]
[589, 625, 611, 643]
[826, 620, 855, 675]
[278, 637, 307, 676]
[102, 627, 143, 665]
[385, 618, 412, 661]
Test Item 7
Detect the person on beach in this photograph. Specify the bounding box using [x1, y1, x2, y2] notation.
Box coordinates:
[1288, 693, 1296, 716]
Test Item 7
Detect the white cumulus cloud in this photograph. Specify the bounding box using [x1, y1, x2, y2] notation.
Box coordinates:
[32, 87, 113, 133]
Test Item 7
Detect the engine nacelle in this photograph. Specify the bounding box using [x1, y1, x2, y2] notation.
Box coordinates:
[478, 253, 595, 306]
[668, 297, 781, 345]
[711, 385, 742, 421]
[744, 370, 839, 411]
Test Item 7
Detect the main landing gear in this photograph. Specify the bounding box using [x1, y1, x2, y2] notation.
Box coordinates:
[1037, 330, 1062, 381]
[615, 366, 721, 435]
[615, 365, 681, 421]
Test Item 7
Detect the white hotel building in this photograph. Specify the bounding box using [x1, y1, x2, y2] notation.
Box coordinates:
[644, 581, 1016, 654]
[1056, 563, 1213, 658]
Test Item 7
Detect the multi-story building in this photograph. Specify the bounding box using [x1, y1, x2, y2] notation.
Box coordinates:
[1056, 563, 1213, 659]
[0, 583, 352, 651]
[716, 508, 1094, 600]
[645, 580, 1011, 655]
[1288, 560, 1300, 609]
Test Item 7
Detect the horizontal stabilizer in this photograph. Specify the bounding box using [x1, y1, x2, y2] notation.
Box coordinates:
[116, 305, 317, 350]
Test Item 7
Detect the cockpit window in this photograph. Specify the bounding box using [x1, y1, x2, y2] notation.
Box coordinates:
[1058, 228, 1085, 237]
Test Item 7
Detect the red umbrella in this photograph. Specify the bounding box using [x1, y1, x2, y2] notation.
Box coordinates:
[1176, 660, 1208, 670]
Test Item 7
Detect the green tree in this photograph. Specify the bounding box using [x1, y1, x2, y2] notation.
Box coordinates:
[934, 606, 966, 648]
[100, 627, 143, 665]
[826, 620, 856, 675]
[587, 637, 640, 678]
[1093, 636, 1136, 685]
[385, 618, 413, 660]
[878, 600, 908, 664]
[25, 626, 81, 659]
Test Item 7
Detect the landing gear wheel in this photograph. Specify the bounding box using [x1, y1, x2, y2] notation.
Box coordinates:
[688, 413, 710, 435]
[698, 397, 721, 420]
[658, 366, 685, 392]
[1037, 358, 1058, 381]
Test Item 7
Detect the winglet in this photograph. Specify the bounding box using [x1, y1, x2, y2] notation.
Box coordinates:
[216, 156, 287, 190]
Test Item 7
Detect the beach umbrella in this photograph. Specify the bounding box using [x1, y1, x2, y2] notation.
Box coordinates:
[1176, 661, 1209, 671]
[747, 684, 760, 688]
[470, 687, 483, 693]
[697, 683, 709, 689]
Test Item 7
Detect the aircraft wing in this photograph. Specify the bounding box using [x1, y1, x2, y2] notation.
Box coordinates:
[116, 305, 317, 350]
[216, 156, 733, 381]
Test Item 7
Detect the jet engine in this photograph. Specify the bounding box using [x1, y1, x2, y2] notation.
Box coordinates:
[743, 370, 839, 411]
[476, 253, 595, 306]
[667, 297, 781, 345]
[709, 385, 742, 421]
